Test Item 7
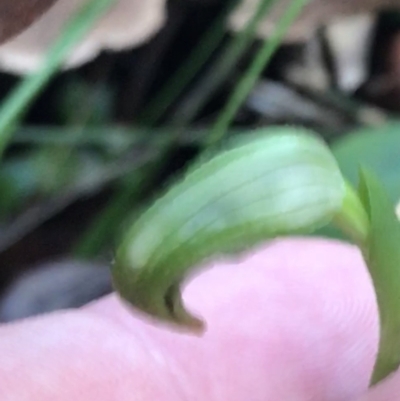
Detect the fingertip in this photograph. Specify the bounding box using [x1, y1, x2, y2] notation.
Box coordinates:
[90, 237, 378, 401]
[0, 237, 378, 401]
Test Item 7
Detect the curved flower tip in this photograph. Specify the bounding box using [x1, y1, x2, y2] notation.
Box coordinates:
[228, 0, 400, 42]
[112, 128, 346, 332]
[0, 0, 166, 74]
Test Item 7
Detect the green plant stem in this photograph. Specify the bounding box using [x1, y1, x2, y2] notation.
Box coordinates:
[170, 0, 279, 127]
[207, 0, 310, 146]
[140, 0, 241, 125]
[0, 0, 114, 158]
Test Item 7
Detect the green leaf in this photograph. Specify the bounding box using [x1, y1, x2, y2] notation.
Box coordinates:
[333, 122, 400, 203]
[357, 168, 400, 385]
[316, 121, 400, 241]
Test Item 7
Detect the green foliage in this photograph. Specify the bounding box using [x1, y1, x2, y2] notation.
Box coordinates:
[209, 0, 310, 143]
[316, 121, 400, 241]
[357, 169, 400, 385]
[333, 122, 400, 203]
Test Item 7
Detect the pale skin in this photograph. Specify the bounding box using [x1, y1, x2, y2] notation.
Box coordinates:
[0, 238, 398, 400]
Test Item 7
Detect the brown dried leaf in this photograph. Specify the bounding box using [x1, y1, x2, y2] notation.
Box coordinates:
[230, 0, 400, 41]
[0, 0, 166, 74]
[0, 0, 57, 44]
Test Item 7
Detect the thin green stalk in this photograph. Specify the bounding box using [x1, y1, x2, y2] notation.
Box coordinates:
[207, 0, 310, 146]
[170, 0, 279, 127]
[0, 0, 114, 158]
[140, 0, 242, 125]
[12, 126, 241, 150]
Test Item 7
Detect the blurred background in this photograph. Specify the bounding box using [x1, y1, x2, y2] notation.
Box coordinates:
[0, 0, 400, 322]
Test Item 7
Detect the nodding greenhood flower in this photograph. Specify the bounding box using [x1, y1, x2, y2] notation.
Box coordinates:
[112, 127, 400, 387]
